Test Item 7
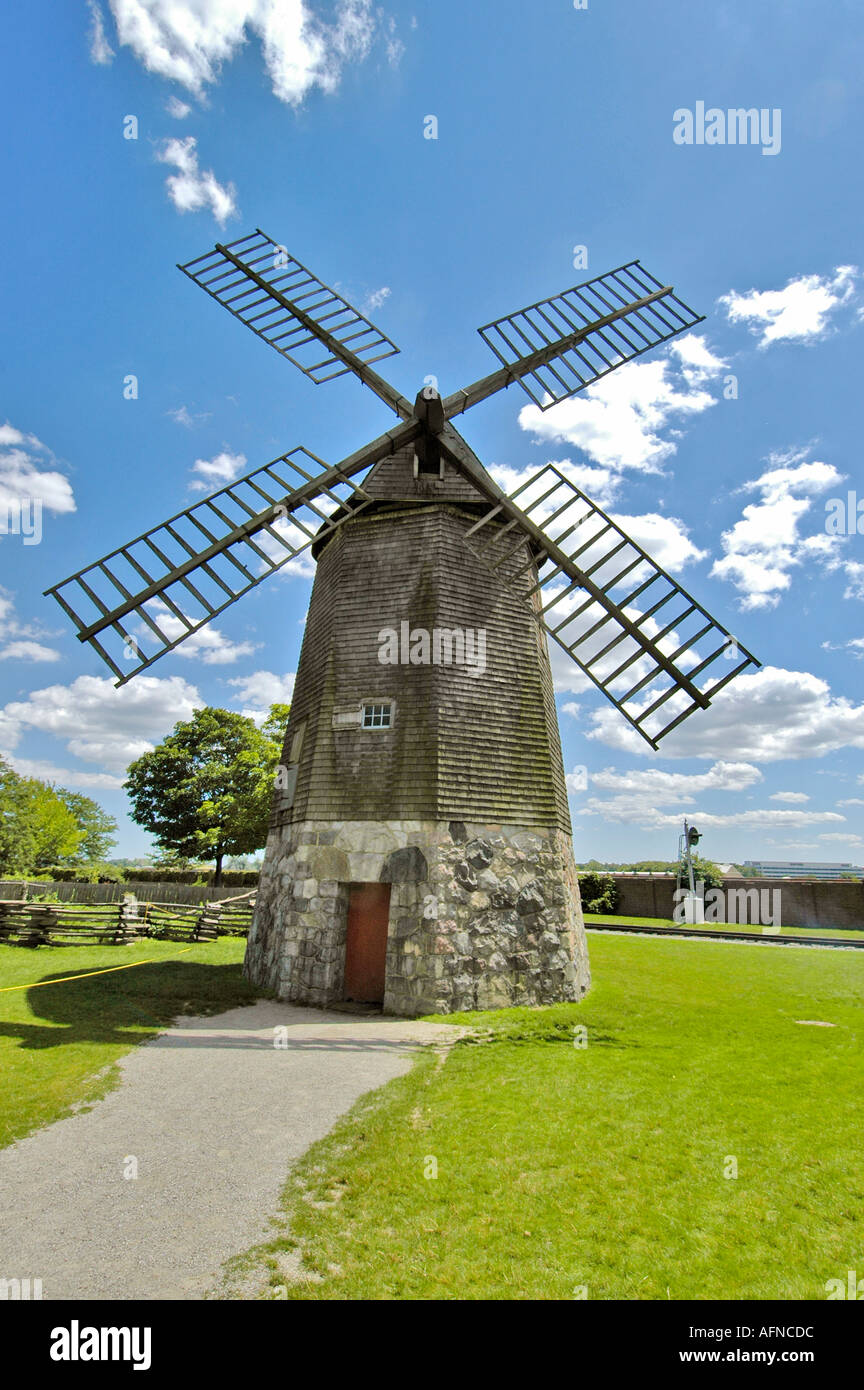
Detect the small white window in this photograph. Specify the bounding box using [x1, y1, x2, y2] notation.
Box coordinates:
[362, 703, 393, 729]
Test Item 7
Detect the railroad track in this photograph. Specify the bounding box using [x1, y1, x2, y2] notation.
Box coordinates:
[585, 921, 864, 949]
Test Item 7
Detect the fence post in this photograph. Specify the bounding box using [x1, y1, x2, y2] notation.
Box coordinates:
[0, 901, 15, 941]
[118, 894, 140, 942]
[29, 906, 56, 947]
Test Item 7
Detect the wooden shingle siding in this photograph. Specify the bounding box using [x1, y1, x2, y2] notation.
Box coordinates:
[273, 448, 572, 834]
[363, 443, 490, 504]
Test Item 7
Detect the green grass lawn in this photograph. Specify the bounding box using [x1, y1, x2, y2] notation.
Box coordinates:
[0, 937, 254, 1150]
[233, 935, 864, 1301]
[584, 912, 864, 940]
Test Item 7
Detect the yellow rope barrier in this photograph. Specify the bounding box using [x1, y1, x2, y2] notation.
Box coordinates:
[0, 947, 195, 994]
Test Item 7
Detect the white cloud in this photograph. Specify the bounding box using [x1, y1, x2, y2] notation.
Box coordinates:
[581, 799, 844, 832]
[0, 641, 60, 663]
[384, 15, 404, 67]
[156, 136, 237, 224]
[586, 664, 864, 764]
[255, 511, 319, 580]
[5, 757, 125, 791]
[165, 93, 192, 118]
[710, 450, 844, 610]
[719, 266, 859, 347]
[769, 791, 809, 803]
[582, 760, 763, 811]
[0, 421, 75, 518]
[168, 404, 211, 428]
[593, 761, 764, 797]
[490, 463, 705, 577]
[0, 590, 62, 663]
[107, 0, 378, 104]
[490, 458, 619, 511]
[137, 601, 258, 665]
[836, 563, 864, 601]
[541, 516, 708, 698]
[575, 760, 842, 831]
[837, 798, 864, 807]
[227, 669, 295, 722]
[516, 334, 725, 496]
[88, 0, 115, 64]
[0, 674, 202, 773]
[550, 650, 591, 695]
[817, 832, 864, 844]
[610, 512, 707, 573]
[277, 551, 316, 580]
[364, 286, 390, 313]
[486, 462, 708, 708]
[189, 448, 246, 490]
[820, 558, 864, 605]
[571, 760, 766, 825]
[669, 334, 727, 380]
[741, 454, 843, 503]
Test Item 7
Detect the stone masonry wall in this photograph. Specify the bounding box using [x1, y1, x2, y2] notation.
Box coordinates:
[244, 818, 590, 1016]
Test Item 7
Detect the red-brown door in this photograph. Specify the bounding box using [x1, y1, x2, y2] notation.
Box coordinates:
[343, 883, 391, 1003]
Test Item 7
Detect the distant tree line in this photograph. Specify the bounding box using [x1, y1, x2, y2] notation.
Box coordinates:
[576, 857, 731, 874]
[576, 856, 726, 888]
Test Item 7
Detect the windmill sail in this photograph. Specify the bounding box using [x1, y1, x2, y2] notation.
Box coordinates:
[45, 447, 380, 685]
[47, 230, 758, 739]
[179, 230, 409, 416]
[473, 261, 704, 411]
[456, 461, 759, 748]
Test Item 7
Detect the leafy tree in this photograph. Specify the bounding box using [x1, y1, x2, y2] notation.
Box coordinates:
[56, 790, 118, 862]
[683, 855, 724, 892]
[124, 705, 287, 884]
[260, 702, 291, 748]
[152, 848, 196, 871]
[576, 858, 728, 890]
[578, 871, 622, 915]
[0, 760, 84, 873]
[27, 783, 85, 867]
[0, 758, 27, 873]
[40, 861, 126, 883]
[223, 854, 262, 871]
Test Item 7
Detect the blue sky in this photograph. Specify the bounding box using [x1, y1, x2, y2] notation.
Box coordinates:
[1, 0, 863, 866]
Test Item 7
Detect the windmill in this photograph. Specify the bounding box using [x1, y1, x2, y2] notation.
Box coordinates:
[47, 230, 759, 1015]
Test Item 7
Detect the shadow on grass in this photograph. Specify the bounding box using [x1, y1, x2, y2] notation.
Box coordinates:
[0, 961, 258, 1050]
[458, 1025, 630, 1049]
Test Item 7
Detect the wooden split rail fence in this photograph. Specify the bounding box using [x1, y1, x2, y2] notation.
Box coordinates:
[0, 896, 255, 947]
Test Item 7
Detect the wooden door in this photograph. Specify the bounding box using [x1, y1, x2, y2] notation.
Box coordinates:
[343, 883, 391, 1003]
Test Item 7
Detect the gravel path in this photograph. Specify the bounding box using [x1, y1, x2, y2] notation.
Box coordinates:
[0, 1000, 455, 1301]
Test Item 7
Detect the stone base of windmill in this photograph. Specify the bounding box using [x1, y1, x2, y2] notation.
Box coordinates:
[244, 820, 590, 1016]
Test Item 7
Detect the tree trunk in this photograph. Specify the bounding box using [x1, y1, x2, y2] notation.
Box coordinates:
[214, 849, 223, 886]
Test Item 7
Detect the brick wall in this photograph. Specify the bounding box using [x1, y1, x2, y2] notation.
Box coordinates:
[607, 874, 864, 929]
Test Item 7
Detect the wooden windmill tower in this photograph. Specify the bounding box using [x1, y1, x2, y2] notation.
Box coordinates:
[47, 231, 759, 1015]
